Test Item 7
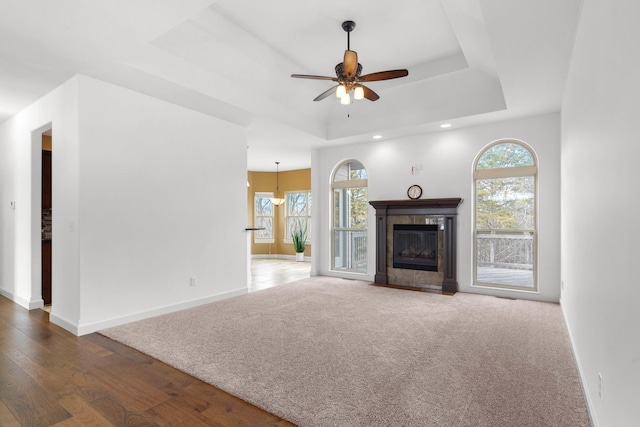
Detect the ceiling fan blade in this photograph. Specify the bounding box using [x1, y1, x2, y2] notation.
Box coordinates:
[343, 50, 358, 76]
[362, 85, 380, 101]
[291, 74, 338, 81]
[359, 69, 409, 82]
[314, 85, 339, 101]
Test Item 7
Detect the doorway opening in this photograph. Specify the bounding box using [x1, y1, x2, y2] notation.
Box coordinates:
[41, 129, 52, 310]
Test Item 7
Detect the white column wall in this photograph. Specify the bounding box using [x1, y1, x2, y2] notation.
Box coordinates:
[312, 113, 561, 302]
[0, 77, 80, 322]
[74, 76, 248, 334]
[0, 75, 248, 335]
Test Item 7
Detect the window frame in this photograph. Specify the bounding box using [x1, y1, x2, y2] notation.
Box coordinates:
[473, 140, 538, 291]
[254, 191, 275, 244]
[331, 160, 368, 274]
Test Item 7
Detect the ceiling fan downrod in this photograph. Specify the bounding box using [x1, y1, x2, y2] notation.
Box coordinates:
[342, 20, 356, 50]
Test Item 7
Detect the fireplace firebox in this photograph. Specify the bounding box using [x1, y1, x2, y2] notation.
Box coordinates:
[393, 224, 438, 271]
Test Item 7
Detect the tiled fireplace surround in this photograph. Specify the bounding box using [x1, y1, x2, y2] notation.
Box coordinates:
[369, 198, 462, 293]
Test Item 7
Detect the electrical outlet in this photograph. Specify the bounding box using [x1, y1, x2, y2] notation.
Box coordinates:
[189, 277, 196, 287]
[598, 372, 603, 399]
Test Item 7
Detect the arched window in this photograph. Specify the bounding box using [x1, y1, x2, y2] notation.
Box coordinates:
[332, 160, 368, 273]
[474, 141, 537, 290]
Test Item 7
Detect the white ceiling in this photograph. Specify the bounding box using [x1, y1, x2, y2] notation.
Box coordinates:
[0, 0, 582, 171]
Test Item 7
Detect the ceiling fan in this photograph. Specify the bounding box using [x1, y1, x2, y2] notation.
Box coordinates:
[291, 20, 409, 104]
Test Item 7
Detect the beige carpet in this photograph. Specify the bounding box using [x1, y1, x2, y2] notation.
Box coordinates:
[101, 277, 591, 426]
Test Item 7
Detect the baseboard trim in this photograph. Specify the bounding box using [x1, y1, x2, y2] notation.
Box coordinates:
[68, 287, 248, 336]
[0, 288, 44, 310]
[252, 254, 311, 262]
[50, 313, 81, 335]
[29, 298, 44, 310]
[0, 288, 18, 305]
[0, 287, 14, 301]
[319, 270, 374, 282]
[251, 254, 280, 259]
[561, 301, 598, 427]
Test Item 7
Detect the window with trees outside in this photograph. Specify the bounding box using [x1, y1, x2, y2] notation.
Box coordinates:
[254, 192, 274, 243]
[332, 160, 368, 273]
[285, 191, 311, 242]
[474, 141, 537, 290]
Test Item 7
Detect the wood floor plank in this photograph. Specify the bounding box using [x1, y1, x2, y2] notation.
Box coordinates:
[1, 344, 78, 399]
[144, 396, 226, 427]
[0, 350, 71, 426]
[185, 382, 294, 427]
[83, 333, 158, 366]
[80, 395, 159, 427]
[0, 321, 53, 358]
[0, 400, 22, 427]
[78, 336, 114, 359]
[86, 362, 173, 412]
[54, 394, 115, 427]
[0, 295, 297, 426]
[201, 400, 292, 427]
[92, 355, 177, 392]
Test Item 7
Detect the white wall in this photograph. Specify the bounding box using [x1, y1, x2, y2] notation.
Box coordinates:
[312, 113, 561, 302]
[0, 77, 80, 318]
[0, 75, 248, 335]
[561, 1, 640, 425]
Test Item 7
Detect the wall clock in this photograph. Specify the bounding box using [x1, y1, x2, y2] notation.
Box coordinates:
[407, 185, 422, 200]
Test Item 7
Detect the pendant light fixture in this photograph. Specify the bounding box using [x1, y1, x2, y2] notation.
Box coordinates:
[269, 161, 285, 206]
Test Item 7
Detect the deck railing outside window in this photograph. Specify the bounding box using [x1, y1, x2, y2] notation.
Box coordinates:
[476, 232, 533, 270]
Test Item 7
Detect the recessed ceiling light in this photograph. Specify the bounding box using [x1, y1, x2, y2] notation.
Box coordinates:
[440, 123, 452, 128]
[373, 135, 382, 139]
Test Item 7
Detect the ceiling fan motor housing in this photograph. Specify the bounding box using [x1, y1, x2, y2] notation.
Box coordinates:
[335, 62, 362, 78]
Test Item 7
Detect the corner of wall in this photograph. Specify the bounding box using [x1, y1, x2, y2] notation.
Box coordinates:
[49, 312, 81, 336]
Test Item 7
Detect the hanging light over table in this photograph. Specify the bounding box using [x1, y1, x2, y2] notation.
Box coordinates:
[269, 161, 285, 206]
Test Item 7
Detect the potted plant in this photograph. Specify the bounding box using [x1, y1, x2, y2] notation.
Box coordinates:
[292, 220, 308, 262]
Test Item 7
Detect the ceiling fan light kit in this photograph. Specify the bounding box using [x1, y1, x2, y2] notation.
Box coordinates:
[291, 20, 408, 105]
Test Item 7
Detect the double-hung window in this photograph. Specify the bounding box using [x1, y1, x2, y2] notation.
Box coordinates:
[285, 191, 311, 242]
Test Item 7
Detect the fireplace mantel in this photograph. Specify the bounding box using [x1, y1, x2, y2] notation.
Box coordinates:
[369, 198, 462, 293]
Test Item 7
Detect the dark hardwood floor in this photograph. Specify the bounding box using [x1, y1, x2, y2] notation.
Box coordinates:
[0, 295, 295, 426]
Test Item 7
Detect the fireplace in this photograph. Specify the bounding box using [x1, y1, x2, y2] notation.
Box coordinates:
[393, 224, 438, 271]
[369, 198, 462, 293]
